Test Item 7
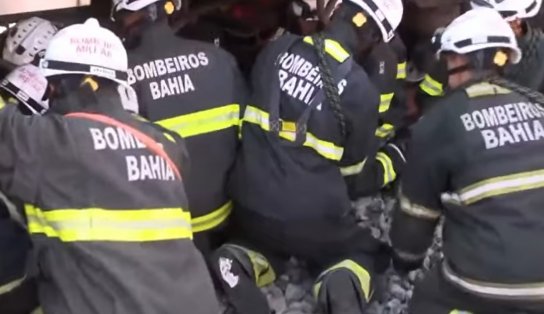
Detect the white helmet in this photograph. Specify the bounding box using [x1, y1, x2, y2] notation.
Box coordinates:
[345, 0, 403, 43]
[39, 18, 128, 85]
[0, 64, 50, 115]
[471, 0, 542, 21]
[437, 8, 522, 64]
[112, 0, 181, 13]
[2, 17, 58, 66]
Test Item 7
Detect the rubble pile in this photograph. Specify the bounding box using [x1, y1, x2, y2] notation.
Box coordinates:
[261, 194, 444, 314]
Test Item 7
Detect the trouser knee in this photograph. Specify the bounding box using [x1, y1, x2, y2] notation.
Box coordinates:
[211, 244, 276, 289]
[314, 259, 373, 314]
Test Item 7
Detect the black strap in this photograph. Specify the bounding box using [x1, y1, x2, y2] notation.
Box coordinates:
[268, 34, 353, 146]
[40, 60, 128, 81]
[0, 80, 46, 114]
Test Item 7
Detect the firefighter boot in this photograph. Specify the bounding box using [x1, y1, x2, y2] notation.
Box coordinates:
[314, 259, 373, 314]
[210, 244, 276, 314]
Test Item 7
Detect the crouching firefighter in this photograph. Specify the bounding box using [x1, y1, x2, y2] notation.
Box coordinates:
[111, 0, 247, 256]
[0, 64, 51, 314]
[417, 0, 544, 114]
[0, 18, 220, 314]
[390, 8, 544, 314]
[211, 1, 405, 314]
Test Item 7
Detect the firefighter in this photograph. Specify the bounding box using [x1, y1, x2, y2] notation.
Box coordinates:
[0, 45, 52, 314]
[417, 0, 544, 114]
[390, 8, 544, 314]
[1, 17, 58, 67]
[472, 0, 544, 92]
[288, 0, 410, 139]
[0, 64, 50, 115]
[111, 0, 247, 256]
[211, 1, 405, 313]
[0, 18, 220, 314]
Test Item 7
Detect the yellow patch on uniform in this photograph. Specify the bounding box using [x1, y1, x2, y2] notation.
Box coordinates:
[493, 51, 508, 67]
[352, 13, 367, 28]
[281, 121, 297, 133]
[164, 1, 175, 15]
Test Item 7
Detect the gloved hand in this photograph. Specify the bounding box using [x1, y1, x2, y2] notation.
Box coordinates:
[380, 142, 407, 179]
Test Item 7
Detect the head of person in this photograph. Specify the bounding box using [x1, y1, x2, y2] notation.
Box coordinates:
[39, 18, 129, 113]
[2, 17, 58, 67]
[435, 8, 521, 90]
[470, 0, 543, 36]
[110, 0, 182, 48]
[0, 64, 50, 115]
[286, 0, 340, 34]
[327, 0, 403, 55]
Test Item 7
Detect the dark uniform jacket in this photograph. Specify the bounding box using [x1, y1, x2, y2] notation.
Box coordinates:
[361, 35, 408, 138]
[230, 29, 402, 224]
[391, 81, 544, 299]
[127, 21, 247, 233]
[0, 93, 219, 314]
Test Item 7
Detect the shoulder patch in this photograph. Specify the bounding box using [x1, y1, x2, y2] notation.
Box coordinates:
[464, 82, 511, 98]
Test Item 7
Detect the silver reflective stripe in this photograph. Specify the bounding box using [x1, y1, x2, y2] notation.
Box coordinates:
[399, 192, 441, 220]
[442, 262, 544, 299]
[0, 191, 25, 228]
[340, 159, 366, 176]
[0, 275, 26, 295]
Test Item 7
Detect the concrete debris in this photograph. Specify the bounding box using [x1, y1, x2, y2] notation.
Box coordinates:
[258, 192, 444, 314]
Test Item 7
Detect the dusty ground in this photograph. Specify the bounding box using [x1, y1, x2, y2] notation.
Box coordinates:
[260, 194, 444, 314]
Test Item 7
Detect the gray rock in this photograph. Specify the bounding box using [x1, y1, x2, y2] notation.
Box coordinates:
[285, 283, 306, 303]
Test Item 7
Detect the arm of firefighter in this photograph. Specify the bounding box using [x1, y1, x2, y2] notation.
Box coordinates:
[390, 119, 448, 273]
[345, 141, 406, 198]
[416, 59, 447, 113]
[0, 105, 44, 204]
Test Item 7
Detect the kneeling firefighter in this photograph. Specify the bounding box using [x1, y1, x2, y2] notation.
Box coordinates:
[0, 18, 219, 314]
[111, 0, 247, 256]
[211, 1, 405, 313]
[417, 0, 544, 114]
[390, 8, 544, 314]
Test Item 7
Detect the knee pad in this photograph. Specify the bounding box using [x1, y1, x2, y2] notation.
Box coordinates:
[314, 260, 373, 314]
[212, 244, 276, 288]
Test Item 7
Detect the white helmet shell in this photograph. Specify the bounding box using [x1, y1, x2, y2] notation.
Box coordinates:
[0, 64, 49, 115]
[471, 0, 542, 21]
[345, 0, 403, 43]
[112, 0, 182, 12]
[438, 8, 522, 64]
[2, 17, 58, 66]
[39, 18, 128, 85]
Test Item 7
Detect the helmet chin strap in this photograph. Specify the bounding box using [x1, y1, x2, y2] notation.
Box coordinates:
[447, 63, 473, 76]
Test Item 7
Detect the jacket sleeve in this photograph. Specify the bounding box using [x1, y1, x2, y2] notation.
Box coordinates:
[341, 73, 407, 198]
[0, 105, 44, 204]
[389, 108, 451, 271]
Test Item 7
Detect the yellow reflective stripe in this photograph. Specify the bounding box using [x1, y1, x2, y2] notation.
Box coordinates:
[157, 104, 240, 138]
[396, 62, 407, 80]
[316, 259, 372, 301]
[340, 158, 367, 176]
[25, 205, 192, 242]
[0, 275, 26, 295]
[0, 96, 5, 109]
[379, 93, 394, 113]
[419, 74, 444, 96]
[376, 152, 396, 186]
[192, 201, 232, 233]
[375, 123, 394, 139]
[243, 106, 344, 161]
[399, 191, 441, 220]
[303, 36, 350, 63]
[458, 169, 544, 205]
